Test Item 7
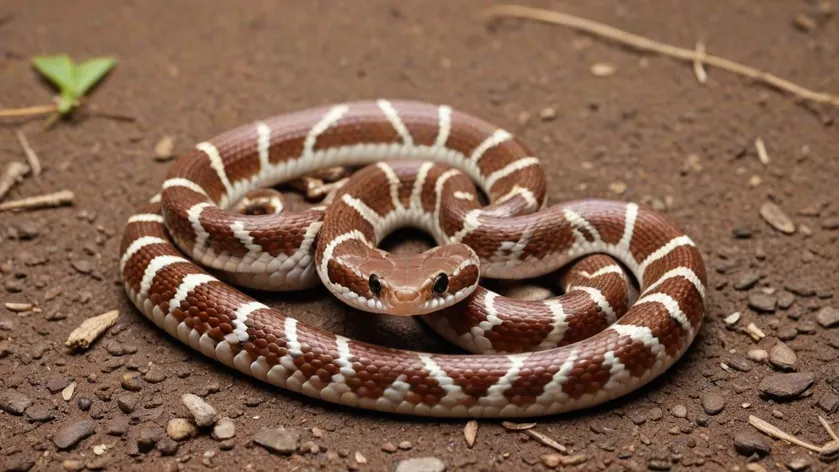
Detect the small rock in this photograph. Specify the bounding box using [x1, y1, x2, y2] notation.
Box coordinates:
[13, 221, 39, 240]
[71, 259, 92, 274]
[777, 292, 796, 309]
[649, 407, 663, 421]
[167, 418, 197, 441]
[777, 326, 798, 341]
[734, 273, 760, 290]
[107, 416, 129, 436]
[121, 373, 143, 392]
[732, 227, 752, 239]
[77, 396, 92, 411]
[104, 341, 137, 356]
[821, 217, 839, 230]
[25, 404, 56, 422]
[734, 430, 771, 456]
[212, 417, 236, 440]
[0, 390, 32, 415]
[143, 364, 167, 383]
[46, 376, 71, 394]
[760, 202, 796, 234]
[399, 441, 413, 450]
[182, 393, 217, 427]
[137, 427, 163, 453]
[627, 409, 647, 425]
[381, 442, 397, 453]
[541, 453, 561, 468]
[747, 349, 769, 363]
[154, 136, 176, 161]
[700, 391, 725, 415]
[253, 427, 299, 454]
[671, 404, 688, 418]
[539, 107, 557, 121]
[759, 372, 817, 399]
[395, 457, 447, 472]
[117, 394, 138, 413]
[748, 293, 777, 313]
[785, 456, 812, 471]
[769, 342, 798, 371]
[817, 392, 839, 414]
[816, 307, 839, 328]
[590, 63, 616, 77]
[53, 420, 96, 450]
[725, 356, 754, 372]
[3, 454, 35, 472]
[785, 282, 816, 297]
[62, 459, 85, 471]
[156, 438, 179, 456]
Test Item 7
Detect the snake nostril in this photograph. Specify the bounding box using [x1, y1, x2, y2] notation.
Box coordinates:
[394, 289, 419, 302]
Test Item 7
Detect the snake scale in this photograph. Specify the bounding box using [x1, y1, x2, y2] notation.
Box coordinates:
[119, 99, 707, 418]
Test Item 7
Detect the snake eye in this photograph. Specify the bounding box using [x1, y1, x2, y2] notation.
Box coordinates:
[432, 273, 449, 294]
[368, 274, 382, 295]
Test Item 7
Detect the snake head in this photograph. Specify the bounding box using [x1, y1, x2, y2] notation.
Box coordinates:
[346, 243, 481, 316]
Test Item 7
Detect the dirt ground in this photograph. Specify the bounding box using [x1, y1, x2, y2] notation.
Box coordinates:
[2, 0, 839, 471]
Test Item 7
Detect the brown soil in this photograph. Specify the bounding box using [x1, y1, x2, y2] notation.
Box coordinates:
[2, 1, 839, 471]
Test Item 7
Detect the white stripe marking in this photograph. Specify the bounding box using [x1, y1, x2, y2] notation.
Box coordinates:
[484, 157, 540, 191]
[434, 105, 452, 148]
[569, 286, 617, 325]
[127, 214, 164, 224]
[168, 273, 217, 315]
[410, 162, 434, 210]
[303, 105, 350, 157]
[140, 255, 188, 297]
[634, 293, 692, 332]
[120, 236, 167, 272]
[637, 235, 696, 276]
[643, 267, 706, 300]
[256, 122, 271, 171]
[470, 129, 512, 163]
[162, 178, 211, 199]
[377, 99, 413, 146]
[618, 203, 639, 252]
[376, 162, 404, 211]
[196, 142, 233, 196]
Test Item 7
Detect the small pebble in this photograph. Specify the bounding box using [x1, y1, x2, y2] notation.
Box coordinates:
[671, 404, 688, 418]
[117, 394, 138, 413]
[748, 293, 777, 313]
[143, 364, 168, 383]
[182, 393, 217, 427]
[157, 437, 180, 456]
[46, 376, 71, 394]
[724, 356, 754, 372]
[0, 390, 32, 415]
[785, 282, 816, 297]
[816, 307, 839, 328]
[817, 392, 839, 414]
[53, 420, 96, 450]
[760, 202, 796, 234]
[137, 427, 163, 453]
[759, 372, 817, 399]
[769, 342, 798, 371]
[747, 349, 768, 363]
[398, 441, 413, 450]
[25, 404, 56, 422]
[734, 430, 771, 456]
[77, 396, 92, 411]
[786, 456, 813, 471]
[700, 391, 725, 415]
[212, 417, 236, 440]
[120, 373, 143, 392]
[381, 442, 397, 453]
[394, 457, 446, 472]
[107, 416, 129, 436]
[252, 427, 299, 455]
[167, 418, 197, 441]
[734, 272, 760, 290]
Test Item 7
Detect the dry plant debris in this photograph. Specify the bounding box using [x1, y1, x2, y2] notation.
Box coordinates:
[65, 309, 119, 350]
[0, 189, 74, 211]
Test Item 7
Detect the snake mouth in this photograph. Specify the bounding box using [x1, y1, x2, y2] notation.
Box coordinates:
[337, 284, 476, 316]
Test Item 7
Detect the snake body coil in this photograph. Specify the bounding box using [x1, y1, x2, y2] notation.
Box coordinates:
[120, 99, 706, 417]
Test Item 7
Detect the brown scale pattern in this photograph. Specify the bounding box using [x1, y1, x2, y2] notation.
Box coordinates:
[346, 344, 444, 405]
[244, 309, 289, 365]
[642, 245, 707, 290]
[211, 125, 261, 184]
[122, 243, 182, 293]
[261, 108, 327, 165]
[291, 323, 343, 384]
[503, 350, 570, 404]
[643, 276, 704, 331]
[628, 211, 686, 266]
[146, 261, 205, 318]
[159, 187, 205, 254]
[629, 303, 685, 357]
[246, 209, 323, 257]
[314, 103, 402, 150]
[397, 104, 440, 147]
[433, 355, 512, 405]
[559, 330, 626, 399]
[171, 282, 245, 341]
[168, 148, 228, 204]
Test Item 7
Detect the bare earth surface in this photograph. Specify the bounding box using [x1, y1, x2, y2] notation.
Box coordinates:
[2, 1, 839, 471]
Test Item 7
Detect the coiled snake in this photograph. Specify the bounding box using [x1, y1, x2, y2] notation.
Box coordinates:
[119, 99, 706, 417]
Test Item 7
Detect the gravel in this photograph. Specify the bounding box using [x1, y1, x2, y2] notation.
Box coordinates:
[734, 430, 771, 456]
[769, 342, 798, 371]
[748, 293, 777, 313]
[182, 393, 217, 427]
[0, 390, 32, 415]
[394, 457, 447, 472]
[167, 418, 197, 441]
[700, 391, 726, 415]
[816, 307, 839, 328]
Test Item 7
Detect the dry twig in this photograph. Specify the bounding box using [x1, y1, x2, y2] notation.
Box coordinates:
[821, 416, 839, 442]
[693, 40, 708, 84]
[0, 162, 30, 201]
[15, 130, 42, 184]
[755, 137, 770, 165]
[66, 309, 119, 350]
[480, 4, 839, 107]
[0, 189, 74, 211]
[749, 415, 823, 452]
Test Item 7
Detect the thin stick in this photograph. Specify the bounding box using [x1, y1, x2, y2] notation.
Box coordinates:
[15, 130, 42, 184]
[748, 415, 823, 453]
[693, 40, 708, 85]
[0, 189, 74, 211]
[0, 104, 58, 118]
[480, 4, 839, 107]
[755, 137, 770, 165]
[820, 416, 839, 442]
[0, 162, 30, 201]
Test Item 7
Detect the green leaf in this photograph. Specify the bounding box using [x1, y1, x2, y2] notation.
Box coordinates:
[57, 90, 75, 115]
[73, 57, 117, 97]
[32, 54, 76, 92]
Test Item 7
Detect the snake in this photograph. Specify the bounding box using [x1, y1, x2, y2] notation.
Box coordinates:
[119, 99, 707, 418]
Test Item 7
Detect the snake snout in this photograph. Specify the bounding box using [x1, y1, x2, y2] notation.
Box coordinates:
[394, 289, 420, 303]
